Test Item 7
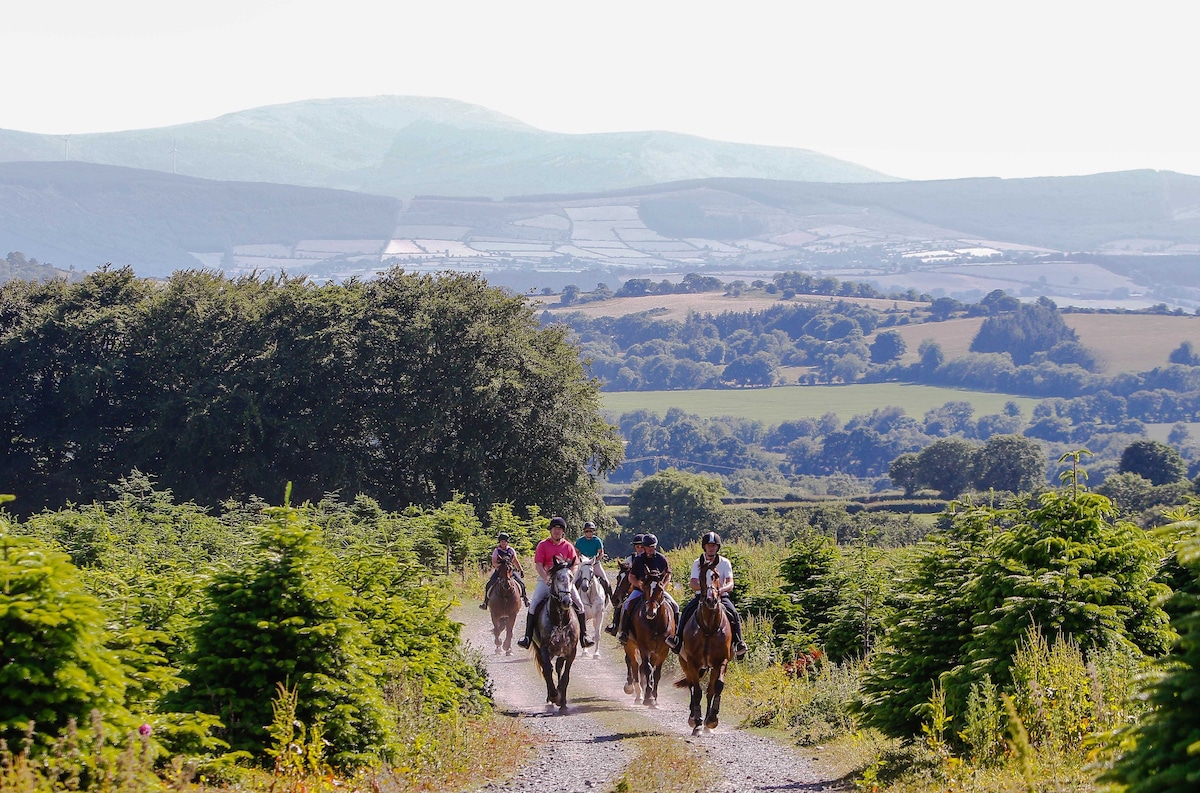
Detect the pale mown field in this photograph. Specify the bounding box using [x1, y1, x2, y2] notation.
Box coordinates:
[537, 291, 926, 321]
[600, 383, 1041, 424]
[886, 313, 1200, 374]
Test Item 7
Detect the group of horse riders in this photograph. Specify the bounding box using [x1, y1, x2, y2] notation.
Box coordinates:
[480, 516, 748, 658]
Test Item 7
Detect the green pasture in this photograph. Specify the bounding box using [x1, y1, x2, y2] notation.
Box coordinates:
[600, 383, 1042, 424]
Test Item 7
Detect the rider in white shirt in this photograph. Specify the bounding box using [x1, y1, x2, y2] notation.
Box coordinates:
[668, 531, 748, 658]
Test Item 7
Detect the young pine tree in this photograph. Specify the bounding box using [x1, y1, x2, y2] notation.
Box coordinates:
[173, 497, 394, 767]
[1105, 517, 1200, 792]
[0, 503, 134, 748]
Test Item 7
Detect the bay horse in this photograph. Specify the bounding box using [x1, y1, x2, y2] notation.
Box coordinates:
[607, 558, 633, 633]
[675, 557, 731, 734]
[531, 557, 579, 711]
[624, 569, 674, 708]
[573, 555, 608, 658]
[488, 557, 522, 655]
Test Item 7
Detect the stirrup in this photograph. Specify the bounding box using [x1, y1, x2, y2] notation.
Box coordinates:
[581, 635, 594, 648]
[733, 640, 748, 658]
[617, 631, 628, 645]
[665, 634, 681, 651]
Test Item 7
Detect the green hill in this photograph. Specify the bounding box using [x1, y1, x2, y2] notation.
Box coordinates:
[0, 96, 893, 199]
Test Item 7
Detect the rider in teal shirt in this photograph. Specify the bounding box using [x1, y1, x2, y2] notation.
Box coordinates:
[574, 521, 613, 599]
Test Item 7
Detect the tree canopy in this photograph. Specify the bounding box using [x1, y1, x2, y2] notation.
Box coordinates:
[0, 268, 623, 519]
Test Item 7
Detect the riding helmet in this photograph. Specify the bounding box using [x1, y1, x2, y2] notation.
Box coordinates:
[632, 533, 646, 546]
[549, 516, 567, 529]
[497, 532, 510, 542]
[643, 533, 659, 548]
[701, 531, 722, 549]
[583, 520, 597, 530]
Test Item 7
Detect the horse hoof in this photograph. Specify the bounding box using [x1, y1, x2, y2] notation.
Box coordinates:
[506, 650, 512, 656]
[558, 704, 568, 713]
[592, 652, 601, 660]
[623, 683, 634, 695]
[692, 726, 701, 736]
[494, 647, 501, 655]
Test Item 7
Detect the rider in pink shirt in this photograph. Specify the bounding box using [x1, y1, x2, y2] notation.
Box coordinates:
[516, 516, 594, 649]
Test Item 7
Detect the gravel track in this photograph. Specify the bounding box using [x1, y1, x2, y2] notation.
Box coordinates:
[459, 606, 841, 793]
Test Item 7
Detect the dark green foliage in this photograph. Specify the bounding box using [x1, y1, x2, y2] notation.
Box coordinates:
[861, 478, 1172, 740]
[1105, 516, 1200, 792]
[971, 434, 1046, 494]
[1120, 439, 1188, 486]
[0, 268, 622, 520]
[627, 468, 727, 550]
[914, 437, 978, 498]
[0, 510, 135, 747]
[869, 330, 906, 364]
[172, 501, 393, 766]
[1168, 340, 1200, 366]
[969, 297, 1080, 366]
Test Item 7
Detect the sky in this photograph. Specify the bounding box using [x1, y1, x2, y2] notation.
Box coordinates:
[4, 0, 1198, 181]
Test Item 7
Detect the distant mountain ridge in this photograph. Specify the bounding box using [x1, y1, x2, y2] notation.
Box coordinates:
[0, 96, 894, 198]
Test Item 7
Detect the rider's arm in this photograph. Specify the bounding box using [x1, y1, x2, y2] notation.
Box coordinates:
[689, 576, 702, 593]
[535, 561, 549, 583]
[718, 575, 735, 596]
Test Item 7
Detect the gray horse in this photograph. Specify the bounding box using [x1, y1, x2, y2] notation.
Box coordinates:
[531, 558, 579, 710]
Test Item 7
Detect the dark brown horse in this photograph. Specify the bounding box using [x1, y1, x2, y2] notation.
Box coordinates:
[531, 558, 578, 711]
[624, 570, 674, 707]
[675, 557, 731, 734]
[488, 557, 522, 655]
[607, 559, 633, 633]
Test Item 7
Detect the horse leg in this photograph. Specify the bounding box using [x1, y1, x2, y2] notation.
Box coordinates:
[536, 647, 557, 707]
[556, 657, 573, 711]
[623, 648, 637, 696]
[640, 657, 655, 707]
[503, 617, 513, 654]
[704, 662, 727, 731]
[492, 616, 502, 654]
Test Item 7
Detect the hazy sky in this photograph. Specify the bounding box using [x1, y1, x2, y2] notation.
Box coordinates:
[5, 1, 1197, 181]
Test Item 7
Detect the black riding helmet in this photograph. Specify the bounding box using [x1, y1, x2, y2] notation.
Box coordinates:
[701, 531, 722, 550]
[642, 533, 659, 548]
[583, 520, 596, 531]
[632, 533, 646, 546]
[549, 516, 567, 529]
[497, 532, 511, 542]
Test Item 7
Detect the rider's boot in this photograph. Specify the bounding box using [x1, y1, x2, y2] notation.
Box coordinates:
[574, 605, 595, 648]
[728, 605, 748, 658]
[615, 607, 630, 645]
[515, 608, 536, 649]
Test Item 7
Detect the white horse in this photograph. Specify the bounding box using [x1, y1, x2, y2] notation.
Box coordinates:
[574, 555, 609, 658]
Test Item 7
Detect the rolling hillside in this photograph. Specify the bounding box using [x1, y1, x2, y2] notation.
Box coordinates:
[0, 96, 892, 199]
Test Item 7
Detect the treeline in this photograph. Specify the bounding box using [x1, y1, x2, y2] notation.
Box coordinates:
[1, 476, 549, 770]
[0, 267, 622, 517]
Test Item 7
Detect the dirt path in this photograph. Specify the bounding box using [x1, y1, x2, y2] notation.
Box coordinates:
[458, 605, 841, 793]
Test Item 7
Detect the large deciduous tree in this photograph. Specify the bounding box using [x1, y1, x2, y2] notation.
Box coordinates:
[627, 468, 727, 550]
[971, 434, 1045, 494]
[1119, 439, 1187, 486]
[0, 268, 623, 520]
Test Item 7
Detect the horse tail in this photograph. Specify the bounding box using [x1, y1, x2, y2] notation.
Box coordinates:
[674, 678, 690, 689]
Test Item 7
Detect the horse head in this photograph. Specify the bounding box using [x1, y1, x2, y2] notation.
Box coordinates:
[549, 556, 575, 606]
[496, 556, 514, 579]
[574, 555, 594, 593]
[700, 558, 721, 609]
[642, 570, 667, 619]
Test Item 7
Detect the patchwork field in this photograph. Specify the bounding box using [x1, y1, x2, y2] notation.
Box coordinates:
[538, 291, 926, 320]
[600, 384, 1042, 424]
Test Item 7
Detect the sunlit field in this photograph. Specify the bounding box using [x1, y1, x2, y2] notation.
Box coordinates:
[600, 383, 1041, 423]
